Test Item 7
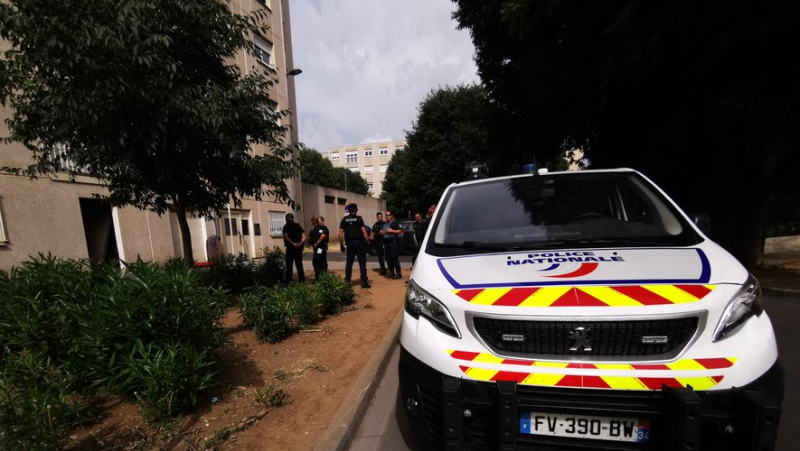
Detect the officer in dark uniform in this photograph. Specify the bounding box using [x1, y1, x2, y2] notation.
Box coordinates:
[338, 203, 371, 288]
[308, 215, 329, 280]
[371, 212, 387, 275]
[382, 209, 403, 279]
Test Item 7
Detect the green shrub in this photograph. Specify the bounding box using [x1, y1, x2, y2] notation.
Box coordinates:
[290, 283, 321, 326]
[199, 253, 254, 294]
[63, 260, 227, 395]
[313, 272, 355, 315]
[0, 254, 95, 366]
[239, 286, 295, 343]
[0, 255, 228, 430]
[114, 340, 217, 424]
[199, 248, 285, 293]
[254, 246, 286, 287]
[0, 353, 89, 451]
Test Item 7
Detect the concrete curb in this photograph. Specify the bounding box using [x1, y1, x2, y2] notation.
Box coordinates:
[763, 287, 800, 301]
[313, 306, 404, 451]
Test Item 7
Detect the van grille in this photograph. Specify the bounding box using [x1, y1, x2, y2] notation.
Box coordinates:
[472, 317, 698, 359]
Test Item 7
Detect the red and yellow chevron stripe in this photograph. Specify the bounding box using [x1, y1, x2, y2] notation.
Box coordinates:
[447, 350, 737, 371]
[452, 284, 715, 307]
[458, 365, 725, 390]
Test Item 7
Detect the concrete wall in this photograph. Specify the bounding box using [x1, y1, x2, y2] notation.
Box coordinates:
[765, 236, 800, 254]
[1, 175, 98, 267]
[300, 184, 387, 244]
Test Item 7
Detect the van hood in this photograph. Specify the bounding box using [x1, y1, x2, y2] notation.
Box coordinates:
[437, 247, 717, 290]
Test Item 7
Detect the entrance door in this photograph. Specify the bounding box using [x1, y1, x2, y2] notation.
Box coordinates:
[79, 198, 120, 266]
[221, 212, 254, 257]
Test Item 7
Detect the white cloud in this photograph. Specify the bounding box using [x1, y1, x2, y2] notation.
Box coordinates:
[290, 0, 479, 152]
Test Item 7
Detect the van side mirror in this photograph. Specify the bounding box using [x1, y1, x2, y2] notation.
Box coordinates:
[691, 214, 711, 234]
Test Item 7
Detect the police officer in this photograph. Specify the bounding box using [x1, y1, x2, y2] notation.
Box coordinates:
[338, 203, 371, 288]
[309, 215, 329, 280]
[282, 213, 306, 283]
[371, 212, 387, 275]
[382, 209, 403, 279]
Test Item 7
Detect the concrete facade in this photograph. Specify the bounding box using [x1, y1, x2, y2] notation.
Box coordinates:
[300, 184, 387, 244]
[325, 140, 405, 198]
[0, 0, 301, 270]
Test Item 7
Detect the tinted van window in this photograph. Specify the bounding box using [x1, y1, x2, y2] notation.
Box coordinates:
[429, 172, 701, 255]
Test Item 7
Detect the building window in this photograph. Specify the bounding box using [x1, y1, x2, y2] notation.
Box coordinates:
[379, 148, 388, 156]
[223, 218, 238, 236]
[254, 35, 273, 67]
[380, 164, 388, 173]
[242, 219, 250, 236]
[364, 166, 373, 174]
[346, 152, 358, 164]
[368, 183, 373, 191]
[330, 153, 340, 160]
[349, 167, 359, 172]
[50, 143, 89, 174]
[269, 211, 285, 236]
[0, 199, 8, 244]
[364, 150, 372, 157]
[394, 145, 404, 152]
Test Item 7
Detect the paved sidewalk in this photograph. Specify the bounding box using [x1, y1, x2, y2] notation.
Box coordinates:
[753, 251, 800, 299]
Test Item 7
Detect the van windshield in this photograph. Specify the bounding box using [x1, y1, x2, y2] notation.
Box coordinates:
[429, 172, 702, 255]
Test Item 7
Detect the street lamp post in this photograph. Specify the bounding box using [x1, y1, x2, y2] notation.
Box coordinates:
[286, 67, 302, 219]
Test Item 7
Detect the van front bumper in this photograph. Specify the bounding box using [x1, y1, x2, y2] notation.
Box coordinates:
[398, 346, 783, 451]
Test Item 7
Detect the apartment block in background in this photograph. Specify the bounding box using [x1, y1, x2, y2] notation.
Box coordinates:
[325, 140, 405, 198]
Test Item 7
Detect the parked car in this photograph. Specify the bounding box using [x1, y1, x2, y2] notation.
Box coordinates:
[399, 220, 418, 255]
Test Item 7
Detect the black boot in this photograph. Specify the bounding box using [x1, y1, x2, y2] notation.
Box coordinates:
[361, 280, 371, 289]
[378, 268, 387, 275]
[391, 269, 402, 279]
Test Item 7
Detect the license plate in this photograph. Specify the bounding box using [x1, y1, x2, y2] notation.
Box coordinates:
[520, 411, 650, 443]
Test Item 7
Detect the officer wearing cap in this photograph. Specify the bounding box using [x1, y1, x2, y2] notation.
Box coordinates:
[338, 203, 371, 288]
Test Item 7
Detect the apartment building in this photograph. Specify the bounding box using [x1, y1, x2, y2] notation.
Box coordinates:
[325, 140, 405, 198]
[0, 0, 301, 269]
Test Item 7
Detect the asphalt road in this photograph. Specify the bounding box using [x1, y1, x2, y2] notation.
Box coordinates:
[349, 294, 799, 451]
[301, 248, 413, 271]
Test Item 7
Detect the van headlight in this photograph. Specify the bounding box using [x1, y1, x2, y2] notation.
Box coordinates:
[712, 275, 764, 342]
[405, 280, 461, 338]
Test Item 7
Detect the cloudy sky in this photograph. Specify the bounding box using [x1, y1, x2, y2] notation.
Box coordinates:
[290, 0, 480, 152]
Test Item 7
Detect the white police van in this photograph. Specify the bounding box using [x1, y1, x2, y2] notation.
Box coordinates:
[400, 168, 783, 450]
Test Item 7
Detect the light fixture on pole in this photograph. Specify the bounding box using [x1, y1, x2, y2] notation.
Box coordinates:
[284, 68, 302, 212]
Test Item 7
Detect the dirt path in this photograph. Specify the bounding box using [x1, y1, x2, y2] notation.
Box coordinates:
[70, 270, 407, 450]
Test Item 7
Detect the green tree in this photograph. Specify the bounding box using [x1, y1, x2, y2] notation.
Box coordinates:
[299, 145, 369, 195]
[453, 0, 800, 265]
[382, 84, 493, 216]
[0, 0, 296, 266]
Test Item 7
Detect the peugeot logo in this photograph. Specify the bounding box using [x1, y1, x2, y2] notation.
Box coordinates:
[568, 326, 592, 352]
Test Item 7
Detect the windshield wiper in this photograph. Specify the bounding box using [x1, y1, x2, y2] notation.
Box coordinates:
[436, 241, 511, 252]
[528, 238, 670, 249]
